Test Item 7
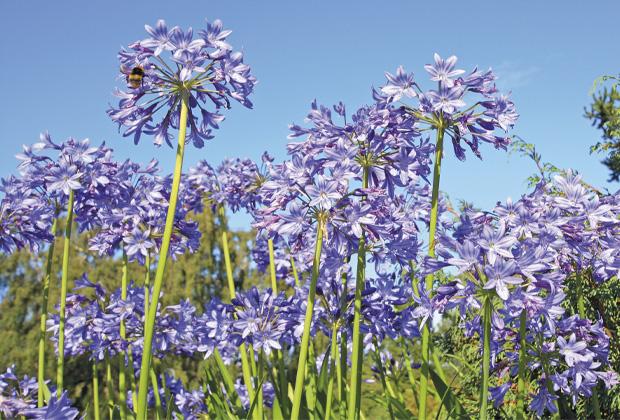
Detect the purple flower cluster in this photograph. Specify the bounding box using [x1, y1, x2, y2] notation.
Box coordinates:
[0, 366, 78, 419]
[86, 158, 201, 263]
[379, 53, 518, 160]
[254, 98, 434, 277]
[418, 170, 620, 414]
[0, 175, 53, 253]
[107, 18, 256, 147]
[186, 154, 269, 214]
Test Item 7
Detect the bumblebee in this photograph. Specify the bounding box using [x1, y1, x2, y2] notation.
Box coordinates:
[126, 66, 145, 89]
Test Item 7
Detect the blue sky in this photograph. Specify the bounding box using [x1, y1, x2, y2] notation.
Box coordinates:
[2, 1, 620, 227]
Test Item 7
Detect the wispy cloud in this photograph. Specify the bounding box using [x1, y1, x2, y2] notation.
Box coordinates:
[492, 61, 540, 91]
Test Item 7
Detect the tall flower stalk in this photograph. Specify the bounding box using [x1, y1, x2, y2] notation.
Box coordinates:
[108, 18, 255, 418]
[480, 295, 492, 420]
[291, 218, 325, 419]
[348, 167, 369, 420]
[92, 362, 100, 420]
[119, 252, 129, 419]
[268, 238, 289, 416]
[219, 205, 257, 416]
[56, 189, 75, 396]
[37, 216, 58, 406]
[418, 125, 445, 419]
[379, 53, 518, 417]
[136, 92, 189, 418]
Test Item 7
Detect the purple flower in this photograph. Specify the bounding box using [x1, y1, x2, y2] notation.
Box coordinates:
[424, 53, 465, 87]
[108, 18, 256, 147]
[529, 385, 558, 417]
[381, 65, 417, 101]
[478, 224, 516, 265]
[483, 260, 522, 300]
[21, 392, 79, 419]
[123, 228, 155, 259]
[45, 163, 82, 195]
[425, 85, 466, 114]
[306, 175, 341, 210]
[557, 333, 591, 367]
[488, 383, 510, 408]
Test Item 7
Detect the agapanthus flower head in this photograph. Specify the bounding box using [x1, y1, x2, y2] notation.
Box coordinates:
[0, 176, 53, 253]
[378, 53, 518, 160]
[108, 18, 256, 147]
[0, 366, 79, 419]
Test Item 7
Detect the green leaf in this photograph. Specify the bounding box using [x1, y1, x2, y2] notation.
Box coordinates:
[317, 345, 331, 393]
[246, 374, 267, 420]
[429, 366, 470, 419]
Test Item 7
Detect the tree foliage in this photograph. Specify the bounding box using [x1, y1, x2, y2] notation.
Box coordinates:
[585, 75, 620, 181]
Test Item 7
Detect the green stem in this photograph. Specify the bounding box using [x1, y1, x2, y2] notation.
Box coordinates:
[576, 273, 602, 420]
[92, 361, 100, 420]
[218, 205, 256, 415]
[37, 217, 58, 407]
[348, 167, 369, 420]
[268, 238, 278, 291]
[419, 126, 445, 419]
[56, 189, 75, 396]
[516, 309, 527, 420]
[480, 296, 492, 420]
[119, 252, 128, 419]
[257, 350, 265, 420]
[268, 238, 289, 416]
[338, 263, 349, 419]
[106, 357, 114, 419]
[150, 368, 164, 420]
[144, 252, 151, 316]
[290, 218, 325, 420]
[402, 340, 419, 411]
[339, 332, 348, 419]
[325, 324, 339, 420]
[136, 92, 189, 420]
[373, 340, 395, 420]
[290, 256, 300, 287]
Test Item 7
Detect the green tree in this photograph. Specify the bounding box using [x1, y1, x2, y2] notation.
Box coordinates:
[585, 75, 620, 181]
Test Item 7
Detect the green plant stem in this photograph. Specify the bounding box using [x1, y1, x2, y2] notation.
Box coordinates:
[37, 216, 58, 407]
[119, 252, 128, 419]
[339, 264, 349, 419]
[402, 340, 419, 411]
[255, 350, 265, 420]
[576, 273, 602, 420]
[92, 361, 100, 420]
[144, 253, 151, 316]
[516, 309, 527, 420]
[419, 126, 445, 419]
[268, 238, 289, 416]
[373, 339, 395, 420]
[480, 296, 492, 420]
[56, 190, 75, 396]
[290, 219, 325, 420]
[268, 238, 278, 291]
[348, 167, 369, 420]
[290, 256, 300, 286]
[218, 205, 256, 415]
[136, 92, 189, 420]
[325, 323, 339, 420]
[150, 367, 164, 420]
[106, 357, 114, 419]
